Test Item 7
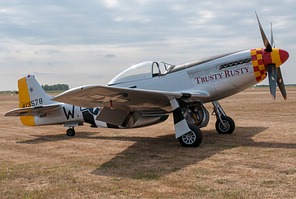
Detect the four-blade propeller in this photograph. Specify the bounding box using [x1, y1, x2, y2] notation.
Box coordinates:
[255, 12, 288, 100]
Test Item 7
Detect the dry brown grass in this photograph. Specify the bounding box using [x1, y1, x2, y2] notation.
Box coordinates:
[0, 88, 295, 199]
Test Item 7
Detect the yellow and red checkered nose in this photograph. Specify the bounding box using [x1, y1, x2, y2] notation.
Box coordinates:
[250, 48, 289, 83]
[251, 48, 266, 82]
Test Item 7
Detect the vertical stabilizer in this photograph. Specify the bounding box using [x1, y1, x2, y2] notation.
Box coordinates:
[18, 75, 52, 126]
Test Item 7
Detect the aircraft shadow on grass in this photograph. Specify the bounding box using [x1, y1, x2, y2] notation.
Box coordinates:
[18, 126, 296, 178]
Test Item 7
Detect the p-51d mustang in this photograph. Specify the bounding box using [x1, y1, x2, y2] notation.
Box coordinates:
[5, 14, 289, 147]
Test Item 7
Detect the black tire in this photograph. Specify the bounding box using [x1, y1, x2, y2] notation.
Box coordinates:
[66, 128, 75, 136]
[178, 124, 203, 147]
[215, 116, 235, 134]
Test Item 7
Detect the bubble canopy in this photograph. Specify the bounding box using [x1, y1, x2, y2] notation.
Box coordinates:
[108, 61, 173, 85]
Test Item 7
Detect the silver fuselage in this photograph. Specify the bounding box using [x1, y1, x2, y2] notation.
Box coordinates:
[108, 50, 258, 104]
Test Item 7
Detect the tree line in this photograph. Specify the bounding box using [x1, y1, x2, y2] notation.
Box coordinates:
[41, 84, 69, 91]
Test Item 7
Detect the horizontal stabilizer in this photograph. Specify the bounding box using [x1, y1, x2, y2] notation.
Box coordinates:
[5, 104, 60, 117]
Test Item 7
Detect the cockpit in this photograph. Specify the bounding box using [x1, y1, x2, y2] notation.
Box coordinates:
[108, 61, 175, 85]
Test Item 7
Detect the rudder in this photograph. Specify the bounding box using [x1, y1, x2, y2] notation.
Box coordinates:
[18, 75, 52, 126]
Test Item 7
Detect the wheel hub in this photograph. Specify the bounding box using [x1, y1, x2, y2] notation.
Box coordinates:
[181, 131, 196, 145]
[219, 120, 230, 132]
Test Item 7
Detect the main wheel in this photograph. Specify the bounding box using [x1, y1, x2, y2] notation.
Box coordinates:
[178, 124, 203, 147]
[215, 116, 235, 134]
[66, 128, 75, 136]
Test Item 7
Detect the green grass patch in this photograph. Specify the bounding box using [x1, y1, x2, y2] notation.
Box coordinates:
[134, 172, 161, 180]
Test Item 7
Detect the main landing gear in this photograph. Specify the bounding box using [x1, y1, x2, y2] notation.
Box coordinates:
[177, 100, 235, 147]
[66, 127, 76, 136]
[177, 103, 209, 147]
[212, 101, 235, 134]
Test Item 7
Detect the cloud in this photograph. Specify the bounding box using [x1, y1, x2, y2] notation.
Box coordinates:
[0, 0, 295, 90]
[102, 0, 119, 8]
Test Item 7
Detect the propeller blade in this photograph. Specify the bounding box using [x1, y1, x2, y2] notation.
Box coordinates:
[255, 12, 272, 52]
[268, 64, 277, 99]
[277, 68, 287, 99]
[270, 22, 275, 48]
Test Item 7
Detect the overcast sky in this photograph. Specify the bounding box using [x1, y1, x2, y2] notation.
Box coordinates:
[0, 0, 295, 90]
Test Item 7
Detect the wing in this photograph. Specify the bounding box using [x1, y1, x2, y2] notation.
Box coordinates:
[53, 85, 209, 138]
[52, 85, 209, 112]
[5, 104, 60, 116]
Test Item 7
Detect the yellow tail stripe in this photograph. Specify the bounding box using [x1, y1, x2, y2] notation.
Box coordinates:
[18, 77, 35, 126]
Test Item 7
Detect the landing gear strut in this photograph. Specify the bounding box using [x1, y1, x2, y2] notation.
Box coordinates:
[66, 127, 76, 136]
[212, 101, 235, 134]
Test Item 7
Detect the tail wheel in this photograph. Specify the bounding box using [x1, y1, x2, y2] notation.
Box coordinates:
[66, 128, 75, 136]
[178, 124, 203, 147]
[215, 116, 235, 134]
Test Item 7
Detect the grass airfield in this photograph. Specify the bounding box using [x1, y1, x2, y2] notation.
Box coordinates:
[0, 88, 295, 198]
